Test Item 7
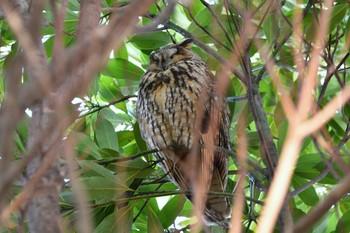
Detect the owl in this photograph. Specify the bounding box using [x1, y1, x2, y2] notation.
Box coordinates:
[136, 38, 231, 227]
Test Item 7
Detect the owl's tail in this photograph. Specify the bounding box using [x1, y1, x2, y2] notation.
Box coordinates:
[203, 168, 231, 228]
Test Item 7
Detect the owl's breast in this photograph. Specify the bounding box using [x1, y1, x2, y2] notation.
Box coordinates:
[137, 60, 211, 155]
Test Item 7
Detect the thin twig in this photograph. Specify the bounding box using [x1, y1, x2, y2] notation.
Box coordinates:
[97, 149, 158, 165]
[256, 2, 334, 231]
[312, 136, 341, 180]
[230, 110, 248, 232]
[135, 0, 178, 34]
[288, 168, 329, 198]
[79, 95, 137, 118]
[199, 0, 233, 47]
[227, 94, 247, 102]
[182, 3, 232, 52]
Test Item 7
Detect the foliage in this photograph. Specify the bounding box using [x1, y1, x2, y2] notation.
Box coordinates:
[0, 0, 349, 232]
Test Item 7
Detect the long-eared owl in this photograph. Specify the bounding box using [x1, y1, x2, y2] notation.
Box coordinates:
[136, 38, 231, 227]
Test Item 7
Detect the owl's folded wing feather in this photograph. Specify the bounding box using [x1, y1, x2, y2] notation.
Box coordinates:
[201, 90, 231, 227]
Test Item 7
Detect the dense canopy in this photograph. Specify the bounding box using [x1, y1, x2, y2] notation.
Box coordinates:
[0, 0, 349, 232]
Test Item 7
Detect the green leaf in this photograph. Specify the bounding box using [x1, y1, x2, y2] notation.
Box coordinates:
[94, 204, 134, 233]
[92, 204, 116, 227]
[314, 211, 337, 233]
[329, 4, 348, 32]
[304, 10, 319, 41]
[14, 116, 29, 156]
[159, 195, 185, 228]
[187, 8, 212, 33]
[182, 0, 205, 20]
[115, 159, 154, 185]
[329, 117, 346, 138]
[114, 42, 129, 59]
[247, 131, 261, 148]
[79, 160, 115, 180]
[130, 32, 171, 50]
[295, 153, 322, 170]
[117, 130, 135, 148]
[43, 36, 55, 58]
[263, 12, 278, 43]
[73, 132, 102, 160]
[292, 176, 319, 206]
[66, 0, 80, 12]
[115, 157, 151, 173]
[95, 118, 120, 152]
[89, 75, 99, 96]
[211, 225, 227, 233]
[300, 137, 312, 152]
[98, 148, 120, 159]
[277, 120, 288, 153]
[98, 75, 123, 101]
[147, 197, 160, 214]
[294, 169, 325, 182]
[345, 13, 350, 44]
[100, 108, 126, 129]
[290, 207, 306, 222]
[187, 8, 213, 40]
[115, 78, 140, 96]
[335, 209, 350, 233]
[82, 176, 129, 203]
[103, 58, 144, 81]
[133, 122, 148, 152]
[147, 206, 163, 233]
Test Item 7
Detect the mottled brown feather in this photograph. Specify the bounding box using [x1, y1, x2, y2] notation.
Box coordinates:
[136, 39, 231, 227]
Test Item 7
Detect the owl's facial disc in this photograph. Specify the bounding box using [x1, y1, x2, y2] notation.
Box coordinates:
[149, 48, 177, 70]
[149, 46, 192, 71]
[161, 48, 178, 70]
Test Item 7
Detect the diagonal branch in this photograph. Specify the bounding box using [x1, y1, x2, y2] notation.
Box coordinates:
[256, 2, 335, 232]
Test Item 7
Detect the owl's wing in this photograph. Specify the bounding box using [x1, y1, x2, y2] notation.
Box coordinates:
[200, 70, 231, 226]
[154, 149, 192, 192]
[203, 119, 231, 227]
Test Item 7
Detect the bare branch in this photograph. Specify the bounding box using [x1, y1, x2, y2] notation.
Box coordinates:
[230, 111, 248, 232]
[297, 2, 333, 121]
[300, 84, 350, 137]
[256, 2, 334, 232]
[135, 0, 178, 34]
[79, 95, 137, 118]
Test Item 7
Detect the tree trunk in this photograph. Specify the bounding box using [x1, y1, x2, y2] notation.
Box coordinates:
[23, 0, 64, 232]
[25, 101, 63, 233]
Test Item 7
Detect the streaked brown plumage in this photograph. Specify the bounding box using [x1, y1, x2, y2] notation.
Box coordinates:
[136, 38, 231, 227]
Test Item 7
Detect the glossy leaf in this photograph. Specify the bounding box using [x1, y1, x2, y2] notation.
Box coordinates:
[103, 58, 144, 81]
[335, 209, 350, 233]
[329, 4, 348, 32]
[95, 118, 120, 152]
[159, 195, 185, 228]
[94, 204, 135, 233]
[1, 1, 350, 232]
[130, 32, 172, 50]
[147, 206, 164, 233]
[73, 132, 102, 160]
[292, 176, 319, 206]
[82, 176, 129, 203]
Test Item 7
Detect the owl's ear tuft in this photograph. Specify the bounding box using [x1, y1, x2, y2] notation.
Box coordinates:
[179, 38, 193, 49]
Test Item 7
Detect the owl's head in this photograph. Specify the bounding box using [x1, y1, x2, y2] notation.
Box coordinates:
[148, 38, 200, 71]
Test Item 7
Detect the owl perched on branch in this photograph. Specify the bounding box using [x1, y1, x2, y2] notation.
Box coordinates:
[136, 38, 231, 227]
